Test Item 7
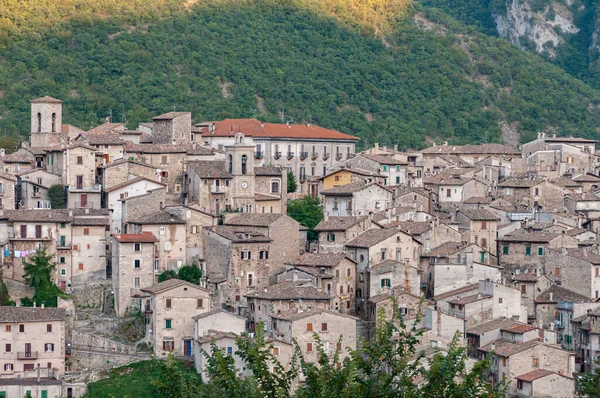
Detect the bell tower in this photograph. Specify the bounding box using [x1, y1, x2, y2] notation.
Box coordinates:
[225, 133, 256, 212]
[30, 96, 63, 148]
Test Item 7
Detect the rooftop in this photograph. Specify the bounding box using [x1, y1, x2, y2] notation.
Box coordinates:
[514, 369, 555, 382]
[199, 118, 359, 141]
[268, 308, 359, 322]
[30, 96, 63, 104]
[208, 226, 271, 243]
[478, 338, 540, 357]
[129, 210, 186, 225]
[466, 318, 519, 335]
[152, 111, 190, 120]
[255, 166, 283, 176]
[113, 232, 158, 243]
[459, 209, 500, 221]
[314, 216, 368, 232]
[187, 161, 232, 179]
[0, 306, 66, 322]
[245, 281, 329, 300]
[286, 252, 350, 267]
[141, 278, 208, 295]
[424, 241, 467, 258]
[497, 178, 544, 188]
[421, 143, 520, 155]
[225, 213, 287, 227]
[536, 284, 592, 303]
[498, 230, 560, 243]
[345, 228, 401, 248]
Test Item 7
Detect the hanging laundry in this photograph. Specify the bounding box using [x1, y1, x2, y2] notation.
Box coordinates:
[22, 251, 29, 257]
[4, 250, 8, 258]
[14, 251, 21, 258]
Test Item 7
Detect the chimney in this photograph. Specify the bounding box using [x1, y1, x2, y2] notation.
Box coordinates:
[491, 342, 496, 351]
[210, 224, 216, 232]
[33, 301, 36, 308]
[374, 143, 379, 151]
[85, 207, 89, 214]
[41, 303, 45, 309]
[442, 141, 448, 146]
[324, 212, 329, 222]
[584, 247, 588, 256]
[549, 292, 554, 302]
[68, 210, 73, 217]
[393, 144, 398, 152]
[562, 248, 568, 255]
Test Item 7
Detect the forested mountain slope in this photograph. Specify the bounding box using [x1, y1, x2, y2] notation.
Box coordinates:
[1, 1, 600, 148]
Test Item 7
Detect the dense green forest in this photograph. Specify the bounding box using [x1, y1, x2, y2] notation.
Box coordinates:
[1, 1, 600, 148]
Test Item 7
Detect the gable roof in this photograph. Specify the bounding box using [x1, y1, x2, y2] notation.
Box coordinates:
[286, 252, 351, 267]
[104, 176, 165, 193]
[192, 309, 246, 321]
[113, 232, 158, 243]
[30, 96, 63, 104]
[478, 338, 541, 357]
[0, 306, 65, 322]
[497, 178, 544, 188]
[141, 278, 208, 294]
[245, 281, 329, 300]
[345, 228, 401, 248]
[199, 119, 359, 141]
[314, 216, 368, 231]
[535, 284, 591, 303]
[421, 143, 519, 155]
[459, 209, 500, 221]
[498, 230, 560, 243]
[187, 161, 231, 179]
[321, 181, 390, 196]
[268, 308, 359, 322]
[225, 213, 287, 227]
[361, 154, 407, 165]
[255, 166, 283, 176]
[208, 226, 271, 243]
[514, 369, 557, 382]
[87, 122, 125, 133]
[152, 112, 190, 120]
[424, 241, 467, 258]
[129, 210, 186, 225]
[466, 318, 520, 335]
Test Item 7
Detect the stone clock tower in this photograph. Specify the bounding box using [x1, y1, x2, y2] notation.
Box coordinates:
[225, 133, 256, 212]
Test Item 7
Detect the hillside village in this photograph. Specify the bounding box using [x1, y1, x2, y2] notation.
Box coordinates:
[1, 96, 600, 396]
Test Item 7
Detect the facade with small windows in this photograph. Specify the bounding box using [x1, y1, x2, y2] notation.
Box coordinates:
[314, 215, 377, 253]
[545, 247, 600, 299]
[456, 209, 500, 255]
[321, 182, 393, 217]
[112, 232, 158, 317]
[16, 169, 59, 210]
[0, 306, 66, 379]
[66, 144, 101, 210]
[140, 278, 211, 357]
[29, 96, 63, 149]
[268, 310, 358, 367]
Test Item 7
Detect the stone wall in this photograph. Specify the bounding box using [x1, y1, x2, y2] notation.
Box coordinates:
[4, 278, 35, 301]
[70, 281, 112, 309]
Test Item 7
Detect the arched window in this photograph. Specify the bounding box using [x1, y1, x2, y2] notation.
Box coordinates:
[271, 180, 280, 194]
[51, 113, 56, 132]
[228, 155, 233, 174]
[37, 113, 42, 132]
[241, 155, 247, 175]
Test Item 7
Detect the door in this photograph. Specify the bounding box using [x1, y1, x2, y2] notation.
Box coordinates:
[35, 225, 42, 239]
[60, 236, 66, 247]
[60, 281, 66, 291]
[184, 340, 192, 356]
[67, 388, 73, 398]
[25, 343, 31, 357]
[20, 225, 26, 238]
[76, 175, 83, 189]
[80, 194, 88, 208]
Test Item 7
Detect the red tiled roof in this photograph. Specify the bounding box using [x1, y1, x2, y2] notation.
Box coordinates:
[30, 96, 63, 104]
[114, 232, 158, 243]
[201, 119, 359, 141]
[514, 369, 554, 382]
[502, 323, 536, 334]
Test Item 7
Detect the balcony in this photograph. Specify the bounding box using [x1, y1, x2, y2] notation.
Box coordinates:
[347, 153, 356, 159]
[274, 152, 282, 160]
[300, 152, 308, 160]
[311, 152, 319, 160]
[17, 351, 38, 360]
[554, 319, 564, 329]
[255, 151, 263, 159]
[70, 184, 102, 192]
[211, 185, 225, 194]
[299, 175, 307, 182]
[56, 241, 72, 250]
[287, 152, 295, 160]
[323, 153, 329, 161]
[336, 153, 343, 161]
[32, 192, 41, 198]
[557, 302, 574, 311]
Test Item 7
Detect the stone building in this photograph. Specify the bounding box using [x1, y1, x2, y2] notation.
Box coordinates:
[0, 306, 66, 378]
[344, 228, 422, 316]
[70, 214, 109, 286]
[545, 247, 600, 299]
[394, 187, 433, 214]
[456, 209, 499, 255]
[320, 167, 383, 192]
[514, 369, 575, 398]
[496, 179, 564, 212]
[140, 278, 211, 357]
[66, 143, 101, 209]
[321, 181, 393, 217]
[151, 112, 191, 145]
[268, 309, 358, 366]
[127, 210, 187, 273]
[277, 252, 357, 314]
[245, 281, 330, 333]
[534, 285, 592, 331]
[99, 158, 160, 191]
[314, 215, 377, 253]
[29, 96, 64, 148]
[16, 169, 59, 210]
[421, 143, 521, 165]
[112, 232, 158, 317]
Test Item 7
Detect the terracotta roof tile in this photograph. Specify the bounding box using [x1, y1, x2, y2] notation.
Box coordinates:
[502, 323, 536, 334]
[30, 96, 63, 104]
[345, 228, 400, 248]
[141, 278, 208, 294]
[421, 143, 520, 155]
[361, 154, 407, 165]
[514, 369, 554, 382]
[208, 226, 271, 243]
[255, 166, 283, 176]
[87, 123, 125, 133]
[245, 281, 329, 300]
[114, 232, 158, 243]
[0, 306, 65, 322]
[152, 112, 190, 120]
[129, 210, 186, 225]
[286, 252, 350, 267]
[466, 318, 519, 335]
[479, 338, 540, 356]
[225, 213, 287, 227]
[535, 284, 591, 303]
[459, 209, 500, 221]
[424, 241, 467, 258]
[498, 230, 560, 243]
[187, 161, 231, 179]
[200, 119, 358, 141]
[314, 216, 368, 231]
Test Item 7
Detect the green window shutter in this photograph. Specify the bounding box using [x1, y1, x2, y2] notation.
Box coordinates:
[538, 247, 544, 256]
[0, 392, 5, 398]
[396, 176, 400, 184]
[503, 246, 509, 255]
[396, 166, 400, 171]
[381, 279, 385, 288]
[165, 319, 172, 329]
[525, 246, 531, 256]
[42, 391, 48, 398]
[382, 166, 387, 171]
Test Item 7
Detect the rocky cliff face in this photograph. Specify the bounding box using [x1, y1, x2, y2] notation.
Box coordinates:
[493, 0, 581, 56]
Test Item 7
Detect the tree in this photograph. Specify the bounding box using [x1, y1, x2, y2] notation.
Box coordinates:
[151, 353, 201, 398]
[287, 196, 323, 241]
[578, 358, 600, 397]
[158, 265, 202, 285]
[22, 246, 67, 307]
[287, 171, 297, 193]
[48, 185, 66, 209]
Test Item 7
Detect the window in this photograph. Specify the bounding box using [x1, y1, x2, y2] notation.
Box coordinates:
[60, 257, 66, 265]
[4, 344, 10, 352]
[517, 380, 523, 390]
[326, 233, 336, 242]
[235, 295, 240, 301]
[19, 325, 24, 333]
[47, 324, 52, 333]
[134, 277, 140, 287]
[197, 298, 204, 308]
[481, 238, 487, 248]
[259, 251, 269, 259]
[24, 364, 34, 371]
[134, 243, 141, 252]
[498, 298, 503, 304]
[525, 246, 532, 256]
[161, 155, 168, 164]
[481, 221, 487, 230]
[45, 343, 54, 352]
[321, 323, 328, 332]
[503, 245, 509, 255]
[596, 267, 599, 277]
[4, 363, 12, 371]
[166, 299, 172, 309]
[306, 322, 313, 332]
[381, 279, 391, 288]
[340, 286, 344, 294]
[396, 176, 400, 184]
[5, 325, 10, 332]
[381, 249, 387, 261]
[165, 319, 172, 329]
[538, 247, 544, 256]
[241, 155, 247, 174]
[78, 263, 83, 271]
[134, 259, 141, 268]
[163, 341, 174, 351]
[83, 227, 89, 235]
[227, 347, 233, 355]
[76, 156, 83, 165]
[555, 268, 560, 277]
[248, 274, 254, 287]
[532, 357, 539, 367]
[307, 343, 313, 352]
[241, 250, 251, 260]
[382, 165, 387, 171]
[521, 284, 527, 293]
[272, 346, 280, 355]
[446, 188, 451, 198]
